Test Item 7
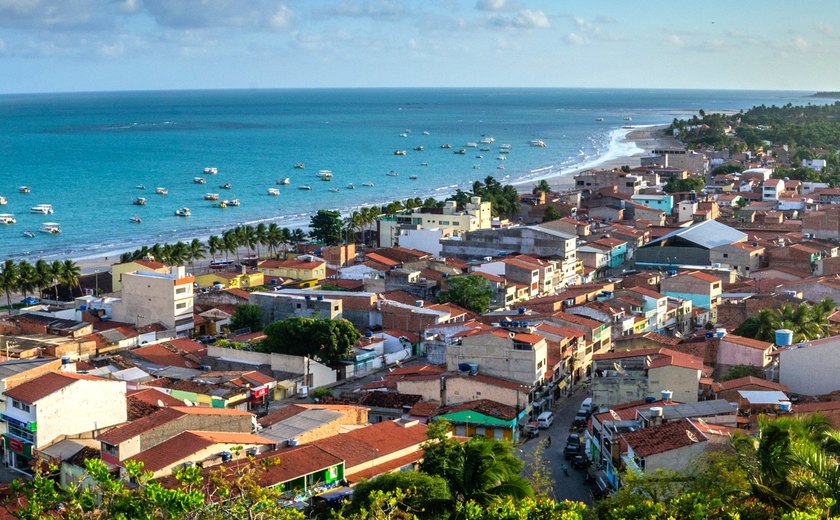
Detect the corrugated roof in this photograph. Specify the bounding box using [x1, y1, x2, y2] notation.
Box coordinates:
[645, 220, 747, 249]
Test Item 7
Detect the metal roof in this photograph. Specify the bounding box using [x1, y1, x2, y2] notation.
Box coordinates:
[645, 220, 747, 250]
[260, 408, 344, 443]
[737, 390, 789, 404]
[638, 399, 736, 420]
[0, 358, 56, 379]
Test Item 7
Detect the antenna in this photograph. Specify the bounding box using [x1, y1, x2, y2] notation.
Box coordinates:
[609, 409, 621, 421]
[686, 430, 699, 443]
[613, 362, 626, 375]
[183, 399, 194, 407]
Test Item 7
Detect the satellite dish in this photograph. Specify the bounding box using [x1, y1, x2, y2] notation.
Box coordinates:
[183, 399, 194, 407]
[613, 362, 626, 375]
[686, 429, 699, 443]
[697, 418, 708, 428]
[157, 399, 165, 408]
[609, 409, 621, 421]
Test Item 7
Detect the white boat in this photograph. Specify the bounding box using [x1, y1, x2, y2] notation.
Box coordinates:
[22, 231, 35, 238]
[133, 197, 147, 206]
[399, 132, 408, 138]
[454, 149, 466, 155]
[497, 165, 505, 170]
[220, 183, 232, 189]
[624, 116, 632, 121]
[409, 175, 418, 180]
[393, 150, 407, 156]
[440, 144, 452, 149]
[38, 222, 61, 234]
[318, 170, 333, 181]
[175, 207, 191, 217]
[299, 185, 312, 191]
[267, 188, 280, 196]
[227, 198, 240, 206]
[362, 182, 375, 187]
[18, 186, 31, 194]
[329, 188, 340, 193]
[277, 178, 291, 185]
[193, 177, 206, 184]
[203, 167, 218, 175]
[0, 214, 16, 224]
[0, 196, 6, 205]
[497, 155, 507, 161]
[475, 155, 483, 159]
[529, 140, 546, 147]
[204, 193, 219, 200]
[346, 184, 355, 190]
[499, 149, 510, 154]
[130, 215, 142, 223]
[294, 163, 305, 169]
[155, 187, 168, 195]
[30, 204, 54, 214]
[480, 147, 491, 152]
[465, 142, 478, 148]
[422, 130, 430, 135]
[479, 137, 495, 144]
[500, 144, 511, 150]
[135, 184, 145, 190]
[387, 170, 399, 177]
[595, 117, 605, 122]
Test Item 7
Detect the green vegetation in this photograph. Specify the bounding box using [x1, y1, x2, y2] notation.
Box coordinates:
[261, 317, 360, 365]
[532, 179, 551, 196]
[229, 303, 263, 333]
[436, 275, 493, 314]
[0, 257, 83, 308]
[453, 176, 520, 219]
[309, 209, 343, 246]
[542, 206, 563, 223]
[733, 298, 835, 343]
[721, 364, 765, 381]
[663, 177, 704, 194]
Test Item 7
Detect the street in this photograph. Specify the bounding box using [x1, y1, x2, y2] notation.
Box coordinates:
[519, 390, 593, 504]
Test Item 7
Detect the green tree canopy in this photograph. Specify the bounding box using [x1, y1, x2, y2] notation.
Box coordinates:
[350, 471, 452, 517]
[733, 299, 835, 343]
[437, 275, 493, 314]
[663, 176, 705, 194]
[229, 303, 263, 333]
[722, 364, 765, 381]
[309, 209, 343, 246]
[261, 317, 360, 365]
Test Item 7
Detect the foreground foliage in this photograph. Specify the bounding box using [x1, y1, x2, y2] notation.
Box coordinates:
[261, 317, 361, 365]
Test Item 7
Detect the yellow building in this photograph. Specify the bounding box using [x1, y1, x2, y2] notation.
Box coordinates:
[257, 257, 327, 284]
[377, 196, 492, 248]
[195, 270, 264, 289]
[111, 259, 169, 292]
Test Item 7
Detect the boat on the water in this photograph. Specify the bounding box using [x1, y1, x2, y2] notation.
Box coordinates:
[440, 144, 452, 149]
[497, 156, 506, 161]
[22, 231, 35, 238]
[387, 170, 399, 177]
[267, 188, 280, 196]
[18, 186, 31, 194]
[479, 137, 495, 144]
[299, 185, 312, 191]
[409, 175, 418, 180]
[329, 188, 340, 193]
[624, 116, 632, 121]
[399, 132, 408, 138]
[220, 183, 232, 189]
[38, 222, 61, 234]
[362, 182, 374, 187]
[422, 130, 430, 135]
[193, 177, 206, 184]
[393, 150, 407, 156]
[133, 197, 147, 206]
[294, 163, 305, 169]
[454, 149, 466, 155]
[413, 146, 424, 151]
[500, 144, 511, 150]
[480, 147, 491, 152]
[203, 167, 218, 175]
[277, 178, 291, 185]
[420, 162, 429, 167]
[595, 117, 604, 122]
[31, 204, 54, 214]
[204, 193, 219, 201]
[465, 142, 478, 148]
[497, 165, 505, 170]
[135, 184, 145, 190]
[0, 196, 7, 205]
[529, 139, 546, 147]
[130, 215, 142, 224]
[475, 155, 483, 159]
[216, 200, 227, 208]
[175, 207, 191, 217]
[0, 213, 16, 224]
[226, 198, 240, 206]
[318, 170, 333, 181]
[155, 187, 168, 195]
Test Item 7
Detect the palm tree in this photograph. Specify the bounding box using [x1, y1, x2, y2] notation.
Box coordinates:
[222, 229, 241, 263]
[49, 260, 64, 300]
[16, 260, 38, 301]
[149, 243, 165, 263]
[187, 239, 207, 272]
[0, 260, 19, 311]
[532, 179, 551, 195]
[254, 223, 268, 259]
[208, 235, 224, 260]
[265, 224, 283, 258]
[289, 228, 307, 253]
[240, 225, 258, 257]
[60, 259, 81, 298]
[34, 259, 52, 299]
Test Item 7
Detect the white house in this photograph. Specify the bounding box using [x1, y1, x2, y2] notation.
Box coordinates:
[779, 335, 840, 395]
[111, 266, 195, 335]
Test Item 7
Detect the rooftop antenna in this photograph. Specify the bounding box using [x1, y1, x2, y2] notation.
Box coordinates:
[686, 429, 699, 443]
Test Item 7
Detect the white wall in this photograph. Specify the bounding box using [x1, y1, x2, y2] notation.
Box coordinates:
[398, 228, 444, 257]
[780, 339, 840, 395]
[37, 379, 127, 449]
[206, 345, 337, 389]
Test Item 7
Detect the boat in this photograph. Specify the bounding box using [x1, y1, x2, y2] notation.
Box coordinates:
[130, 215, 142, 223]
[216, 200, 227, 208]
[0, 196, 6, 205]
[475, 155, 483, 159]
[480, 147, 491, 152]
[174, 207, 191, 217]
[30, 204, 54, 214]
[529, 139, 546, 147]
[624, 116, 632, 121]
[393, 150, 407, 156]
[362, 182, 375, 187]
[500, 144, 511, 150]
[318, 170, 333, 181]
[203, 167, 218, 175]
[409, 175, 418, 180]
[413, 146, 424, 151]
[267, 188, 280, 196]
[420, 162, 429, 167]
[22, 231, 35, 238]
[329, 188, 340, 193]
[499, 149, 510, 154]
[497, 165, 505, 170]
[479, 137, 495, 144]
[193, 177, 206, 184]
[440, 144, 452, 149]
[135, 184, 145, 190]
[294, 163, 305, 169]
[346, 183, 356, 190]
[595, 117, 604, 122]
[387, 170, 399, 177]
[299, 185, 312, 191]
[454, 149, 466, 155]
[220, 183, 232, 189]
[465, 142, 478, 148]
[0, 214, 16, 224]
[422, 130, 430, 135]
[204, 193, 219, 201]
[277, 178, 291, 185]
[473, 165, 480, 169]
[155, 187, 168, 195]
[18, 186, 31, 194]
[227, 198, 240, 206]
[38, 222, 61, 234]
[399, 132, 408, 138]
[133, 197, 147, 206]
[497, 156, 506, 161]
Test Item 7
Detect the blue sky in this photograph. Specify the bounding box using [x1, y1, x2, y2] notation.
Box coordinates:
[1, 0, 839, 93]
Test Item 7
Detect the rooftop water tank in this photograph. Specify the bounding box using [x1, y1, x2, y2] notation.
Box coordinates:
[220, 452, 232, 462]
[661, 390, 673, 401]
[775, 329, 794, 347]
[468, 363, 479, 375]
[779, 401, 792, 412]
[518, 307, 526, 314]
[644, 396, 657, 403]
[715, 328, 727, 338]
[510, 321, 520, 328]
[649, 407, 664, 417]
[458, 363, 472, 373]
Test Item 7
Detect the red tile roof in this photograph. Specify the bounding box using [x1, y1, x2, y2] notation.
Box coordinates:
[128, 388, 183, 408]
[439, 399, 519, 421]
[722, 334, 773, 351]
[679, 271, 723, 284]
[716, 376, 789, 392]
[315, 420, 428, 470]
[224, 288, 251, 300]
[551, 311, 602, 329]
[133, 259, 166, 270]
[130, 431, 274, 473]
[364, 253, 401, 268]
[98, 406, 253, 445]
[4, 371, 110, 404]
[621, 418, 706, 458]
[628, 286, 667, 299]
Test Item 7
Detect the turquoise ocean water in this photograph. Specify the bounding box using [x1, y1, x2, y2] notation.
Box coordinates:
[0, 88, 824, 261]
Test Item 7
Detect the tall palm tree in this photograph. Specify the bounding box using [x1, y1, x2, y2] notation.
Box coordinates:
[187, 238, 207, 272]
[16, 260, 38, 300]
[0, 260, 19, 311]
[60, 259, 81, 298]
[49, 260, 64, 300]
[208, 235, 224, 260]
[265, 224, 283, 258]
[34, 259, 52, 299]
[149, 243, 165, 263]
[254, 223, 268, 259]
[240, 225, 258, 257]
[290, 229, 307, 253]
[222, 229, 241, 263]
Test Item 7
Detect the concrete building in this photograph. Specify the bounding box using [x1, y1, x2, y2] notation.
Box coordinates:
[257, 257, 327, 283]
[395, 371, 532, 411]
[574, 170, 642, 195]
[779, 335, 840, 395]
[620, 418, 708, 475]
[111, 266, 195, 335]
[708, 242, 764, 277]
[249, 291, 342, 325]
[378, 197, 492, 248]
[635, 220, 747, 268]
[641, 149, 707, 175]
[2, 371, 127, 474]
[111, 259, 168, 293]
[660, 271, 722, 310]
[762, 178, 785, 201]
[446, 328, 547, 386]
[631, 193, 674, 215]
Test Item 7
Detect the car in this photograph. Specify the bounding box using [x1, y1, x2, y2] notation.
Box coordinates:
[20, 297, 39, 306]
[523, 422, 540, 438]
[564, 443, 580, 460]
[195, 335, 215, 344]
[572, 454, 588, 469]
[567, 433, 581, 446]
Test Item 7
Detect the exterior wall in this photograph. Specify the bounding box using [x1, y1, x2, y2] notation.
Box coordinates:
[780, 341, 840, 395]
[397, 228, 445, 256]
[717, 340, 771, 369]
[258, 262, 326, 282]
[643, 441, 707, 473]
[647, 365, 699, 403]
[660, 276, 720, 310]
[143, 441, 271, 479]
[396, 377, 528, 410]
[441, 227, 576, 262]
[709, 245, 762, 277]
[445, 334, 547, 386]
[250, 292, 342, 325]
[591, 376, 647, 408]
[379, 198, 492, 248]
[112, 267, 194, 333]
[206, 345, 337, 389]
[635, 245, 711, 268]
[111, 262, 168, 292]
[631, 195, 674, 215]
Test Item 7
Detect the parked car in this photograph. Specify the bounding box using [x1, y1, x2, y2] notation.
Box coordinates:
[567, 433, 581, 446]
[572, 454, 589, 469]
[20, 297, 39, 306]
[523, 422, 540, 438]
[564, 443, 580, 460]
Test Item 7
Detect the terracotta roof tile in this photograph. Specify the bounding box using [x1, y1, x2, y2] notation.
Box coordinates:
[130, 431, 274, 473]
[621, 418, 706, 458]
[98, 406, 252, 445]
[723, 334, 774, 351]
[4, 371, 111, 404]
[315, 420, 428, 470]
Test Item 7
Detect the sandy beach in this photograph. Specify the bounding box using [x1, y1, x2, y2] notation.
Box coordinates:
[69, 125, 678, 276]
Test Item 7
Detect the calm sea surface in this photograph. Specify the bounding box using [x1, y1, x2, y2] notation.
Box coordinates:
[0, 88, 823, 261]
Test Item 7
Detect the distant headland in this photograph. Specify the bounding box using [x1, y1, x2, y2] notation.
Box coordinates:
[810, 91, 840, 99]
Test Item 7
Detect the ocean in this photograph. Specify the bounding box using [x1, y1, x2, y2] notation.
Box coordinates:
[0, 88, 824, 261]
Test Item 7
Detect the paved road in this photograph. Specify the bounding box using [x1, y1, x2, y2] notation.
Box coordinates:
[519, 390, 593, 504]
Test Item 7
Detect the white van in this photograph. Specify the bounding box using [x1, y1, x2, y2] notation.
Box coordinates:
[580, 397, 592, 413]
[537, 411, 554, 429]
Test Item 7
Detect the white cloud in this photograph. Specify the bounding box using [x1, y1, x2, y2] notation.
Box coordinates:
[488, 9, 549, 29]
[666, 34, 684, 47]
[268, 5, 293, 30]
[792, 36, 809, 51]
[323, 0, 405, 21]
[563, 32, 584, 45]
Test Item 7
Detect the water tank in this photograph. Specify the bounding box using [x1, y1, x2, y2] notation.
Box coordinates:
[304, 295, 311, 301]
[364, 330, 373, 338]
[715, 328, 727, 338]
[649, 407, 664, 417]
[520, 321, 529, 328]
[518, 307, 526, 314]
[247, 448, 259, 456]
[775, 329, 794, 346]
[458, 363, 472, 372]
[79, 304, 87, 311]
[468, 363, 479, 375]
[317, 295, 324, 301]
[705, 331, 715, 339]
[499, 319, 511, 327]
[661, 390, 673, 401]
[415, 300, 424, 308]
[220, 452, 232, 462]
[779, 401, 792, 412]
[510, 320, 520, 328]
[644, 396, 657, 403]
[298, 385, 309, 398]
[288, 439, 299, 447]
[61, 357, 71, 365]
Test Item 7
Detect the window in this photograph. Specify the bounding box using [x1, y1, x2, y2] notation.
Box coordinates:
[722, 253, 728, 258]
[7, 422, 34, 443]
[102, 443, 118, 457]
[12, 400, 30, 413]
[175, 287, 187, 294]
[176, 302, 187, 309]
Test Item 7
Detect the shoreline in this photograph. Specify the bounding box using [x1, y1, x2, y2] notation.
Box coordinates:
[67, 124, 676, 275]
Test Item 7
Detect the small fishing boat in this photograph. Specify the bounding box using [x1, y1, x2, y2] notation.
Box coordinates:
[204, 193, 219, 201]
[318, 170, 333, 181]
[19, 186, 31, 194]
[227, 198, 241, 206]
[420, 162, 429, 167]
[497, 165, 505, 170]
[624, 116, 632, 121]
[409, 175, 418, 180]
[38, 222, 61, 234]
[413, 146, 424, 151]
[130, 215, 142, 223]
[529, 139, 546, 147]
[480, 147, 491, 152]
[216, 200, 227, 208]
[277, 178, 291, 185]
[328, 188, 340, 193]
[465, 142, 478, 148]
[155, 187, 169, 195]
[0, 196, 7, 205]
[422, 130, 430, 135]
[133, 197, 147, 206]
[220, 183, 232, 189]
[497, 156, 506, 161]
[595, 118, 604, 122]
[0, 214, 16, 224]
[22, 231, 35, 238]
[500, 144, 512, 150]
[399, 132, 408, 138]
[475, 155, 483, 159]
[267, 188, 280, 196]
[362, 182, 374, 187]
[387, 170, 399, 177]
[454, 149, 466, 155]
[346, 184, 356, 190]
[135, 184, 145, 190]
[30, 204, 54, 214]
[393, 150, 407, 156]
[479, 137, 495, 144]
[175, 207, 191, 217]
[203, 167, 218, 175]
[440, 144, 452, 149]
[299, 185, 312, 191]
[193, 177, 206, 184]
[294, 163, 305, 169]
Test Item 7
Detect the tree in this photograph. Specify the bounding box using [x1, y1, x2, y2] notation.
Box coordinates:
[722, 364, 765, 381]
[664, 177, 705, 193]
[349, 471, 452, 517]
[229, 303, 263, 333]
[0, 259, 18, 311]
[16, 260, 38, 301]
[542, 206, 563, 223]
[734, 300, 835, 343]
[187, 239, 207, 272]
[437, 275, 493, 314]
[532, 179, 551, 196]
[60, 259, 81, 298]
[309, 209, 343, 246]
[261, 317, 360, 365]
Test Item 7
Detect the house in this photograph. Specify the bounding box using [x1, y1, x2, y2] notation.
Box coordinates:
[713, 376, 790, 403]
[620, 418, 708, 476]
[257, 257, 327, 284]
[111, 259, 168, 292]
[574, 170, 642, 195]
[635, 220, 748, 268]
[549, 311, 612, 354]
[377, 197, 492, 248]
[779, 335, 840, 395]
[762, 178, 784, 201]
[445, 327, 548, 386]
[249, 291, 343, 325]
[194, 268, 264, 289]
[709, 242, 764, 277]
[258, 404, 369, 446]
[659, 271, 722, 310]
[111, 265, 195, 336]
[3, 371, 127, 474]
[715, 333, 775, 376]
[395, 371, 533, 412]
[631, 193, 674, 215]
[434, 399, 527, 441]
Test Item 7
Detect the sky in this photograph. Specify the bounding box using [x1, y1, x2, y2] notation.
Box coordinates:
[1, 0, 839, 94]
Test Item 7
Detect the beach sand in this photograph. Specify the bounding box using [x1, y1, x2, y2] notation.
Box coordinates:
[71, 125, 678, 276]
